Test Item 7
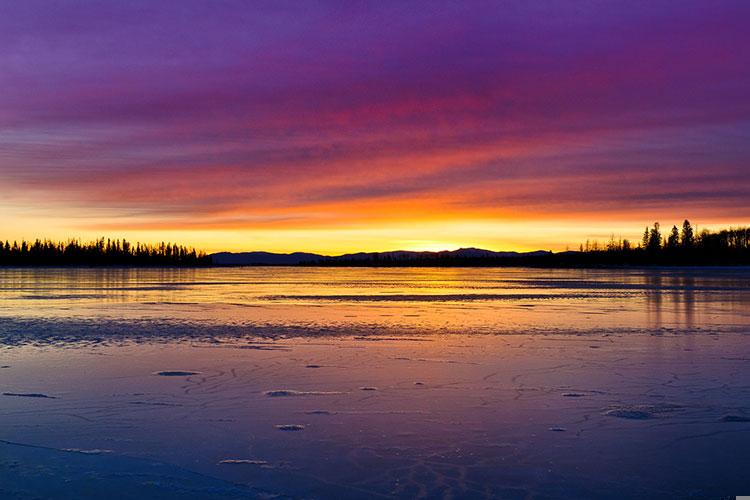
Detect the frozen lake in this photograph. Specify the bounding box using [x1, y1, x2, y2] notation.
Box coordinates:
[1, 267, 749, 498]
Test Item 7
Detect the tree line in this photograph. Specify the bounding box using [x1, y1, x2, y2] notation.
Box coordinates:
[0, 237, 211, 266]
[570, 220, 750, 266]
[1, 221, 747, 267]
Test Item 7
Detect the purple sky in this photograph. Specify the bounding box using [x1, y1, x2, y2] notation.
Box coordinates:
[1, 1, 749, 252]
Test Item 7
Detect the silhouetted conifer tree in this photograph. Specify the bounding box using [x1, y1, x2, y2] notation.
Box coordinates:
[667, 225, 680, 248]
[681, 219, 694, 248]
[647, 222, 662, 252]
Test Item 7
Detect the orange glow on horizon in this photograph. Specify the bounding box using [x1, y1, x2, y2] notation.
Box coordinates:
[2, 201, 746, 255]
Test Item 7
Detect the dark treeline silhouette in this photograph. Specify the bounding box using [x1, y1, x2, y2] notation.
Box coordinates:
[3, 221, 747, 268]
[0, 237, 210, 267]
[560, 220, 750, 266]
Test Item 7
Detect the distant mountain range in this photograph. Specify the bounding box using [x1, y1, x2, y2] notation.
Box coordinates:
[210, 248, 552, 266]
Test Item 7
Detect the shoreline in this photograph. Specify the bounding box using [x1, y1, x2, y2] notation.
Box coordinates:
[3, 263, 750, 269]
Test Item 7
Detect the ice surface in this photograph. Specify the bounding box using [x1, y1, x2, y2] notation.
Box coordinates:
[0, 267, 748, 499]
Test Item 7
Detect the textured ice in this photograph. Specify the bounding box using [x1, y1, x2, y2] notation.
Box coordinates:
[129, 401, 182, 407]
[720, 414, 750, 422]
[262, 292, 612, 302]
[154, 371, 201, 376]
[3, 392, 56, 399]
[265, 389, 342, 397]
[1, 267, 749, 499]
[236, 344, 289, 350]
[218, 459, 268, 466]
[62, 448, 113, 455]
[603, 403, 682, 420]
[603, 408, 653, 419]
[0, 439, 267, 499]
[275, 424, 305, 431]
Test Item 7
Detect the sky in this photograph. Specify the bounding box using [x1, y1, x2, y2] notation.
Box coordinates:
[1, 1, 749, 254]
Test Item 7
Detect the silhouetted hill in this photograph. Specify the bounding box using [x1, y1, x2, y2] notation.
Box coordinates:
[211, 251, 323, 265]
[210, 248, 552, 266]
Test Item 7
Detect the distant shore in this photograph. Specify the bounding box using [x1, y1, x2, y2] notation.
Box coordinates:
[2, 222, 748, 268]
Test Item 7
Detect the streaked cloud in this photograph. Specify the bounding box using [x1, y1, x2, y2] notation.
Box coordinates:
[1, 1, 749, 251]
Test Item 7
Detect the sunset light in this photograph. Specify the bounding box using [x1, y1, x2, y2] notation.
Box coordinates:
[1, 2, 749, 499]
